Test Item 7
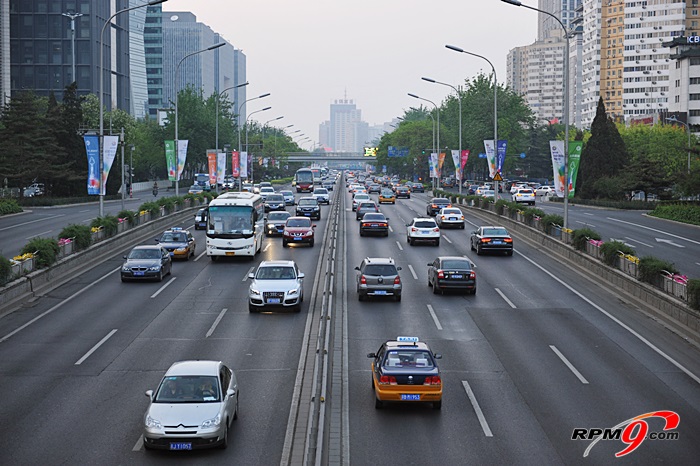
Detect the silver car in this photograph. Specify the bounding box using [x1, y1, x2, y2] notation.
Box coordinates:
[248, 260, 305, 312]
[143, 360, 239, 450]
[355, 257, 402, 302]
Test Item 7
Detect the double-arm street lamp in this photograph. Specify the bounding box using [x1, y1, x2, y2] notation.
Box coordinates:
[408, 93, 440, 189]
[99, 0, 167, 216]
[423, 76, 463, 193]
[666, 116, 692, 174]
[216, 82, 249, 153]
[500, 0, 571, 228]
[62, 12, 83, 84]
[236, 93, 270, 188]
[246, 106, 272, 184]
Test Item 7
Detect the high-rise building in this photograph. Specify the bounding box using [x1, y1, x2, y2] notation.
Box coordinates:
[328, 98, 365, 153]
[129, 1, 147, 119]
[665, 35, 700, 131]
[538, 0, 583, 40]
[145, 4, 164, 119]
[0, 0, 10, 103]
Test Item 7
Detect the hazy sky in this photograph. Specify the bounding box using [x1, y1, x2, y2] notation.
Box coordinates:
[164, 0, 538, 147]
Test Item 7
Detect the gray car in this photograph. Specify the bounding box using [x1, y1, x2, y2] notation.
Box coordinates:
[248, 260, 305, 312]
[355, 257, 402, 301]
[121, 245, 172, 282]
[143, 360, 239, 450]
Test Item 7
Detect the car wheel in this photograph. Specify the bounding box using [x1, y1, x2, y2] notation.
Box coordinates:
[359, 230, 364, 236]
[168, 264, 172, 276]
[121, 276, 127, 283]
[219, 424, 229, 449]
[433, 282, 439, 294]
[282, 239, 288, 248]
[384, 231, 389, 237]
[470, 288, 477, 295]
[506, 250, 513, 256]
[157, 271, 163, 282]
[470, 240, 475, 251]
[309, 239, 314, 247]
[248, 303, 257, 313]
[375, 397, 383, 409]
[476, 244, 482, 255]
[211, 255, 218, 262]
[434, 239, 440, 247]
[358, 292, 365, 301]
[233, 395, 239, 420]
[395, 294, 401, 302]
[460, 223, 465, 229]
[433, 400, 442, 410]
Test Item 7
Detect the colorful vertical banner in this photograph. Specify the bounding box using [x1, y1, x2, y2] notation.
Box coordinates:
[429, 153, 438, 178]
[483, 140, 497, 178]
[206, 150, 217, 186]
[568, 141, 583, 198]
[165, 140, 177, 181]
[460, 150, 470, 172]
[217, 152, 226, 185]
[240, 151, 248, 178]
[549, 140, 566, 198]
[496, 140, 507, 173]
[451, 150, 461, 180]
[437, 153, 446, 178]
[231, 151, 240, 178]
[101, 135, 119, 195]
[176, 140, 188, 180]
[83, 135, 100, 195]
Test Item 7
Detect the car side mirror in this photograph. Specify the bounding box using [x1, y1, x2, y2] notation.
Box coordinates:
[427, 263, 433, 266]
[367, 352, 376, 358]
[354, 266, 361, 271]
[405, 224, 410, 227]
[145, 389, 154, 400]
[434, 353, 442, 359]
[154, 238, 160, 242]
[248, 273, 255, 279]
[123, 255, 127, 259]
[312, 224, 317, 228]
[298, 273, 305, 279]
[396, 266, 402, 271]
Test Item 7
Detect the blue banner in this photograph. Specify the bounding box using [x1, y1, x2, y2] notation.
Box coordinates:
[497, 140, 507, 173]
[388, 146, 397, 157]
[83, 135, 100, 195]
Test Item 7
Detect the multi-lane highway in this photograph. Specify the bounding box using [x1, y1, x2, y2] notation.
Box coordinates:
[0, 177, 698, 464]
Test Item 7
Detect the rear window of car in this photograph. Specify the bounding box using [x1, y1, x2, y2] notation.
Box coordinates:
[518, 189, 534, 194]
[483, 228, 509, 236]
[442, 209, 461, 215]
[432, 198, 449, 203]
[358, 202, 376, 208]
[383, 350, 434, 368]
[415, 221, 437, 228]
[441, 260, 471, 270]
[362, 214, 385, 221]
[363, 264, 398, 276]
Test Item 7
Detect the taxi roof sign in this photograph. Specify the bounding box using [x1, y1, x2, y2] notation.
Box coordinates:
[170, 227, 183, 230]
[397, 336, 419, 342]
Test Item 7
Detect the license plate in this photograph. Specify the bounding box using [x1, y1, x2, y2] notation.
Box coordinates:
[450, 217, 457, 221]
[225, 251, 236, 256]
[400, 394, 421, 401]
[374, 290, 387, 295]
[493, 241, 502, 245]
[267, 298, 281, 304]
[133, 272, 144, 276]
[169, 442, 192, 450]
[452, 274, 463, 279]
[421, 231, 430, 235]
[294, 237, 303, 241]
[169, 252, 174, 257]
[371, 224, 378, 227]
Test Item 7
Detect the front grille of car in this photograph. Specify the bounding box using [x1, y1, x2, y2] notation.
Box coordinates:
[263, 291, 285, 299]
[130, 266, 150, 272]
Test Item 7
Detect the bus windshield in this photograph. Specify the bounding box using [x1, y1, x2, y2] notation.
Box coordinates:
[207, 205, 255, 238]
[296, 170, 313, 183]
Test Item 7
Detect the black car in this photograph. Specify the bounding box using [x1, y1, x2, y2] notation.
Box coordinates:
[470, 226, 514, 256]
[296, 197, 321, 220]
[194, 208, 208, 230]
[411, 183, 425, 193]
[427, 256, 476, 295]
[359, 213, 389, 237]
[264, 193, 287, 212]
[265, 211, 292, 236]
[121, 245, 172, 282]
[356, 201, 379, 220]
[395, 186, 411, 199]
[426, 198, 452, 216]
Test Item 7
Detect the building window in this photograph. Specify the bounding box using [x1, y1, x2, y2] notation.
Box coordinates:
[689, 94, 700, 100]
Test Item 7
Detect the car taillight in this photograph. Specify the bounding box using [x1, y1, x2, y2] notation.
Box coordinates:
[360, 275, 367, 284]
[440, 215, 446, 220]
[481, 238, 491, 243]
[433, 228, 440, 232]
[504, 238, 513, 243]
[411, 227, 418, 232]
[437, 270, 444, 279]
[424, 376, 441, 385]
[393, 276, 401, 285]
[431, 204, 437, 208]
[379, 375, 397, 385]
[379, 223, 387, 227]
[469, 271, 476, 279]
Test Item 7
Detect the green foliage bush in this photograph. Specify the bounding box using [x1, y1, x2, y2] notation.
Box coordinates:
[688, 279, 700, 311]
[649, 203, 700, 226]
[21, 237, 59, 268]
[91, 215, 119, 237]
[522, 207, 545, 223]
[0, 256, 12, 285]
[540, 214, 564, 233]
[0, 199, 23, 215]
[116, 209, 136, 225]
[494, 199, 509, 215]
[139, 201, 160, 215]
[638, 256, 679, 287]
[600, 241, 635, 267]
[572, 228, 601, 251]
[58, 224, 92, 250]
[157, 196, 176, 211]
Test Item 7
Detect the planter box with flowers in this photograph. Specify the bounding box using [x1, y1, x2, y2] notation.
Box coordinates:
[90, 226, 104, 243]
[159, 206, 166, 217]
[662, 272, 688, 301]
[139, 210, 150, 224]
[58, 238, 74, 258]
[562, 228, 574, 245]
[586, 239, 603, 260]
[117, 217, 128, 233]
[618, 254, 639, 279]
[11, 253, 34, 275]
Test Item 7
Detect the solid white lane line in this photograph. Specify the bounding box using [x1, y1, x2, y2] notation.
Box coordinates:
[194, 251, 207, 262]
[263, 243, 271, 252]
[150, 277, 176, 298]
[395, 241, 403, 251]
[407, 264, 418, 280]
[426, 304, 443, 330]
[442, 235, 453, 244]
[517, 250, 700, 385]
[0, 214, 65, 231]
[206, 308, 228, 338]
[75, 329, 117, 365]
[26, 229, 52, 239]
[494, 288, 516, 309]
[79, 209, 91, 213]
[0, 266, 120, 343]
[462, 380, 493, 437]
[242, 266, 255, 281]
[549, 345, 589, 384]
[132, 435, 144, 451]
[624, 236, 653, 248]
[607, 217, 700, 246]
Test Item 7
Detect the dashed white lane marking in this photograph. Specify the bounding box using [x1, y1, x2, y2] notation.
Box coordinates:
[26, 229, 52, 239]
[550, 345, 589, 384]
[396, 241, 403, 251]
[150, 277, 177, 298]
[263, 242, 271, 252]
[442, 235, 452, 244]
[194, 251, 207, 262]
[494, 288, 516, 308]
[206, 308, 228, 338]
[426, 304, 442, 330]
[75, 329, 118, 365]
[407, 264, 418, 280]
[462, 380, 493, 437]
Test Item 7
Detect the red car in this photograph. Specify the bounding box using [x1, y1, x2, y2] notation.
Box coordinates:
[282, 216, 317, 247]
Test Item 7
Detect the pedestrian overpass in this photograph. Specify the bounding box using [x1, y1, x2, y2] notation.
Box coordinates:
[283, 152, 376, 163]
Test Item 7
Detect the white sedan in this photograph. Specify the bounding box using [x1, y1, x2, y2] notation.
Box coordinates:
[535, 185, 556, 196]
[436, 207, 465, 229]
[248, 260, 305, 312]
[406, 217, 441, 246]
[512, 188, 536, 205]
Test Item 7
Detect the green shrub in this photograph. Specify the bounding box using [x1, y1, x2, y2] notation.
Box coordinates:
[638, 256, 679, 287]
[91, 215, 119, 237]
[522, 207, 545, 223]
[494, 199, 509, 215]
[139, 201, 160, 215]
[58, 224, 92, 250]
[572, 228, 601, 251]
[540, 214, 565, 233]
[0, 199, 23, 215]
[157, 196, 176, 211]
[649, 203, 700, 226]
[688, 279, 700, 311]
[116, 209, 136, 225]
[21, 237, 59, 268]
[600, 241, 635, 267]
[0, 256, 12, 285]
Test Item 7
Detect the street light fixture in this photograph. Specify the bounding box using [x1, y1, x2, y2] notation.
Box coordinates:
[236, 92, 270, 189]
[423, 76, 463, 193]
[99, 0, 167, 216]
[666, 116, 692, 174]
[408, 93, 440, 189]
[62, 12, 83, 84]
[216, 81, 249, 153]
[246, 106, 272, 184]
[500, 0, 571, 229]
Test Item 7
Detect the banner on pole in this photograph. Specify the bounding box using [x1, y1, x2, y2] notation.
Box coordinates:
[83, 135, 100, 195]
[165, 140, 177, 181]
[429, 153, 438, 178]
[240, 151, 248, 178]
[549, 140, 566, 198]
[568, 141, 583, 198]
[207, 150, 217, 186]
[102, 135, 119, 195]
[176, 140, 188, 180]
[496, 140, 507, 173]
[451, 150, 461, 180]
[460, 150, 470, 171]
[483, 140, 497, 178]
[217, 152, 226, 185]
[231, 151, 240, 178]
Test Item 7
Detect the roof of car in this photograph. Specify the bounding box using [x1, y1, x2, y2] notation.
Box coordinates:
[384, 340, 431, 351]
[363, 257, 395, 265]
[132, 245, 163, 250]
[165, 360, 222, 376]
[259, 260, 296, 268]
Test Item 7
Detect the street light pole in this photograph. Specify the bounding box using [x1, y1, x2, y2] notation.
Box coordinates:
[408, 93, 440, 189]
[99, 0, 167, 217]
[216, 82, 249, 153]
[500, 0, 570, 228]
[236, 93, 271, 189]
[445, 45, 499, 197]
[423, 76, 463, 193]
[246, 106, 272, 184]
[175, 42, 225, 196]
[130, 144, 135, 198]
[666, 116, 692, 174]
[62, 12, 83, 84]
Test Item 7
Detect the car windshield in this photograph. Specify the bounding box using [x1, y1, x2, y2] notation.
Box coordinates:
[154, 375, 221, 403]
[298, 199, 318, 206]
[442, 260, 471, 270]
[363, 264, 397, 276]
[256, 266, 297, 280]
[160, 233, 187, 242]
[314, 189, 328, 194]
[281, 191, 293, 196]
[483, 228, 509, 236]
[363, 214, 385, 221]
[414, 221, 437, 228]
[266, 194, 284, 202]
[268, 212, 291, 221]
[383, 350, 434, 368]
[128, 248, 161, 260]
[287, 218, 312, 227]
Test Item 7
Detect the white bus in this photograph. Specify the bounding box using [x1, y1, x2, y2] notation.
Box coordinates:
[205, 192, 264, 260]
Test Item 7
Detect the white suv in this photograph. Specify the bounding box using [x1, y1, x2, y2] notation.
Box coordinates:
[406, 218, 441, 246]
[512, 188, 536, 205]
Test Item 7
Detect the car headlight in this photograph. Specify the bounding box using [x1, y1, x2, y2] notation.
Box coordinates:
[200, 414, 222, 429]
[306, 230, 313, 236]
[288, 288, 299, 296]
[175, 247, 187, 252]
[145, 415, 162, 429]
[149, 265, 161, 271]
[122, 266, 130, 272]
[250, 287, 260, 296]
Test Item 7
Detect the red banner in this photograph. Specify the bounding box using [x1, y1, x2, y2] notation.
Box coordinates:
[231, 151, 240, 177]
[207, 150, 217, 186]
[460, 150, 470, 170]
